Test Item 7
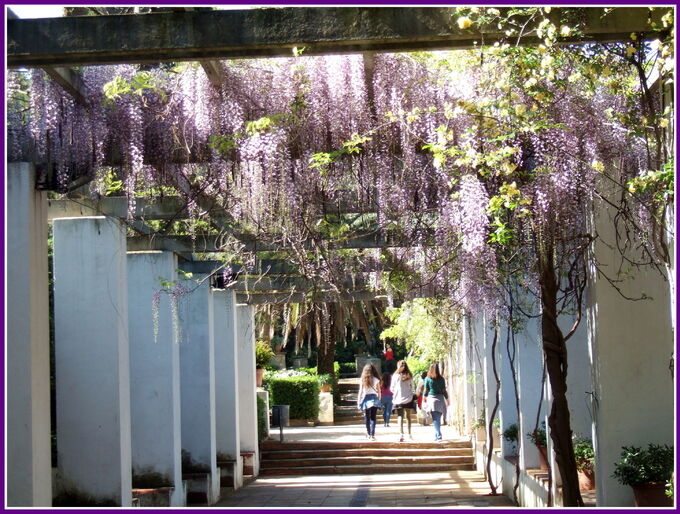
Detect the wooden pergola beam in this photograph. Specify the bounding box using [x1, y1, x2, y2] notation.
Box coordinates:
[7, 8, 88, 106]
[126, 231, 424, 252]
[8, 7, 666, 68]
[235, 289, 385, 305]
[47, 196, 374, 220]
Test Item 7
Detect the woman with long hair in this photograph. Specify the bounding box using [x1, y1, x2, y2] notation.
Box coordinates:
[380, 372, 393, 427]
[357, 363, 382, 440]
[424, 363, 448, 441]
[390, 360, 415, 442]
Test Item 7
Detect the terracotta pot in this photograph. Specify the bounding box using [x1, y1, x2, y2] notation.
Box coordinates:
[274, 343, 283, 352]
[537, 444, 549, 470]
[256, 368, 265, 387]
[319, 385, 331, 393]
[577, 468, 595, 490]
[632, 482, 673, 507]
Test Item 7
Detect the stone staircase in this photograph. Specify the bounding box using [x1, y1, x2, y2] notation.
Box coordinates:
[259, 440, 475, 475]
[334, 381, 365, 425]
[260, 380, 474, 476]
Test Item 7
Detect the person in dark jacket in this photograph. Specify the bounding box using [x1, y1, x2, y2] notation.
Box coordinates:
[423, 363, 448, 441]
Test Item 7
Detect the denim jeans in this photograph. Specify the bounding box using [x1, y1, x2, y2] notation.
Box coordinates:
[364, 407, 378, 436]
[382, 396, 393, 425]
[431, 411, 443, 440]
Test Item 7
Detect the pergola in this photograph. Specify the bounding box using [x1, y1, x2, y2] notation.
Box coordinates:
[6, 6, 674, 510]
[7, 6, 668, 301]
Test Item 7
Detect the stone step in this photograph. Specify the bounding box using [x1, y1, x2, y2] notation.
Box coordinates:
[261, 439, 471, 451]
[332, 419, 370, 425]
[259, 462, 475, 476]
[261, 455, 474, 468]
[262, 448, 473, 459]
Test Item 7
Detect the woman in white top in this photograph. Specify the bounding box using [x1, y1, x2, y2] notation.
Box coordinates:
[357, 363, 382, 440]
[390, 360, 415, 442]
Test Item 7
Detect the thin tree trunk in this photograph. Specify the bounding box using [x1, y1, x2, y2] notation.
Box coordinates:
[506, 292, 521, 506]
[538, 244, 583, 507]
[486, 322, 501, 495]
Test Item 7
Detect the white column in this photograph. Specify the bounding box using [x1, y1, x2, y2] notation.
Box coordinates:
[562, 316, 593, 441]
[7, 163, 51, 506]
[588, 201, 674, 506]
[499, 321, 519, 457]
[53, 216, 132, 506]
[127, 252, 184, 506]
[213, 289, 243, 489]
[516, 316, 544, 471]
[178, 276, 219, 502]
[236, 304, 259, 476]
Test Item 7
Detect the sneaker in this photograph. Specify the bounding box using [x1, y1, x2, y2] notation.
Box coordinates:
[371, 435, 376, 441]
[408, 435, 414, 441]
[399, 435, 404, 442]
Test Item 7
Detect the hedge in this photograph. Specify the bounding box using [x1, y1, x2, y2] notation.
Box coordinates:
[269, 375, 320, 420]
[256, 396, 267, 443]
[338, 362, 356, 374]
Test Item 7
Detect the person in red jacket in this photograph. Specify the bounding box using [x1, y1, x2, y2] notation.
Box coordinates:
[384, 343, 395, 373]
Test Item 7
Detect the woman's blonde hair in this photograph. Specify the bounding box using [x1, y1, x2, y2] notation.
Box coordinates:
[361, 363, 379, 389]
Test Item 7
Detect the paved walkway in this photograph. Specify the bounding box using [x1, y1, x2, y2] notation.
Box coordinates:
[213, 423, 515, 508]
[215, 470, 515, 508]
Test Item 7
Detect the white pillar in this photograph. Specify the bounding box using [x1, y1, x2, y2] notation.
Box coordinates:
[213, 289, 243, 489]
[53, 217, 132, 506]
[588, 202, 674, 506]
[482, 314, 499, 449]
[7, 163, 52, 506]
[127, 252, 184, 506]
[178, 276, 219, 502]
[499, 321, 519, 457]
[236, 304, 259, 476]
[562, 316, 593, 441]
[516, 316, 544, 471]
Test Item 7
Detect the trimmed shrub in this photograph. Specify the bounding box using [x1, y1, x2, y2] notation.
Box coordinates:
[269, 375, 320, 420]
[256, 396, 267, 443]
[338, 362, 357, 375]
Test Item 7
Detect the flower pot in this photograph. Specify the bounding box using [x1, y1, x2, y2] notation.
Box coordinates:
[537, 444, 549, 470]
[632, 482, 673, 507]
[256, 368, 265, 387]
[274, 343, 283, 352]
[577, 468, 595, 491]
[319, 385, 331, 393]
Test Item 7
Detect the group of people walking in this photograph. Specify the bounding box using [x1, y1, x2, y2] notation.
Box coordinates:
[357, 360, 448, 442]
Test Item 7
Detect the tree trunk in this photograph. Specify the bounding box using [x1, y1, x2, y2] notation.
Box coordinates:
[317, 312, 336, 378]
[486, 322, 501, 495]
[538, 244, 583, 507]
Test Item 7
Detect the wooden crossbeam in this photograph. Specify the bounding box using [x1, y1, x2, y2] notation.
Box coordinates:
[7, 8, 88, 105]
[47, 196, 373, 220]
[235, 289, 385, 305]
[8, 8, 666, 68]
[47, 196, 232, 221]
[233, 275, 369, 292]
[126, 231, 423, 252]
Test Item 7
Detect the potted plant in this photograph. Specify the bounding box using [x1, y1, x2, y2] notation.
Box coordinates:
[573, 437, 595, 490]
[270, 336, 284, 353]
[255, 340, 275, 387]
[317, 374, 332, 393]
[527, 421, 548, 470]
[613, 444, 674, 506]
[503, 423, 519, 456]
